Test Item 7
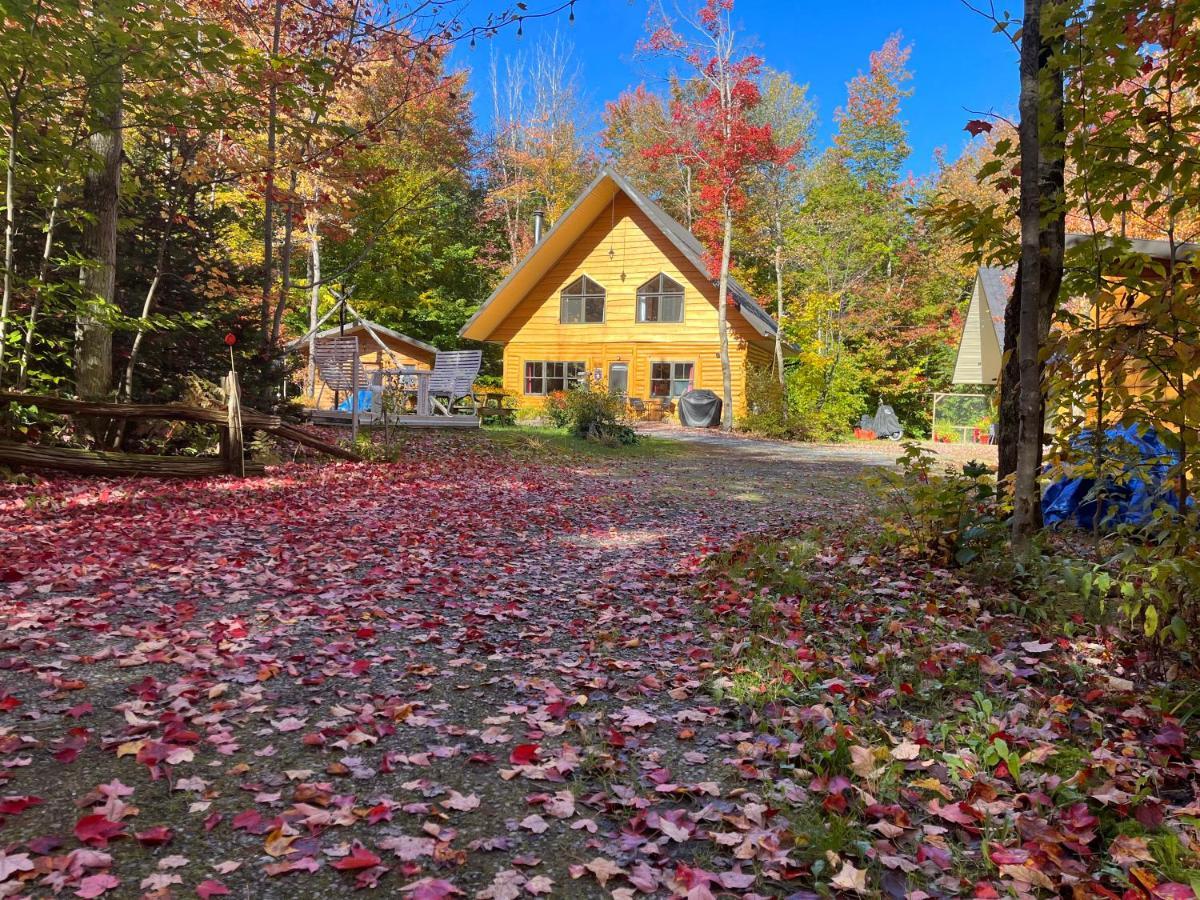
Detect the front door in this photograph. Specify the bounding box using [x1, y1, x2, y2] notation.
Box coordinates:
[608, 362, 629, 395]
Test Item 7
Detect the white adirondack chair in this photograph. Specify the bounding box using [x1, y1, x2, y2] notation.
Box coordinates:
[311, 337, 384, 435]
[428, 350, 482, 415]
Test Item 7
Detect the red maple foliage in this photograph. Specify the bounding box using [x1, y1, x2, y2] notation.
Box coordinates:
[641, 0, 799, 275]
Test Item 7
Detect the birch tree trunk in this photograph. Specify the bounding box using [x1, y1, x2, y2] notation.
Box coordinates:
[773, 216, 786, 388]
[269, 171, 297, 345]
[1, 99, 18, 383]
[76, 23, 123, 413]
[716, 201, 734, 431]
[121, 198, 174, 402]
[306, 216, 320, 397]
[18, 186, 59, 388]
[259, 0, 283, 344]
[1012, 0, 1046, 548]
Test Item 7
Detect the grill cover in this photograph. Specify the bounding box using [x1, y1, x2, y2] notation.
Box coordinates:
[678, 389, 722, 427]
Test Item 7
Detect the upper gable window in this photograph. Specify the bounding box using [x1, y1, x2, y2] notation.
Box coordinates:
[560, 276, 606, 324]
[636, 274, 685, 323]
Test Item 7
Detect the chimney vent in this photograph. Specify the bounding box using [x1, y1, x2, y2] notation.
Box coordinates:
[533, 209, 546, 244]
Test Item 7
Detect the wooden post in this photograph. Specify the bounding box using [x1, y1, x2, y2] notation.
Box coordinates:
[222, 370, 245, 476]
[350, 360, 359, 444]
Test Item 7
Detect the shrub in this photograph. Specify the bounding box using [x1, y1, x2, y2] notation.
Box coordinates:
[1064, 512, 1200, 652]
[542, 391, 571, 427]
[873, 443, 1005, 566]
[562, 381, 637, 446]
[788, 357, 866, 441]
[738, 360, 866, 442]
[739, 365, 790, 437]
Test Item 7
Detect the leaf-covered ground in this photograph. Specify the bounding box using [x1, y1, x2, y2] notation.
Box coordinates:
[1, 430, 1197, 898]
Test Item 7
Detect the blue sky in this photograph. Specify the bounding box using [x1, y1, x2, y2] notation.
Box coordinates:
[451, 0, 1019, 179]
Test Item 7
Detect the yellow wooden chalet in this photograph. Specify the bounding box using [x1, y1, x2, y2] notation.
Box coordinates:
[459, 169, 786, 418]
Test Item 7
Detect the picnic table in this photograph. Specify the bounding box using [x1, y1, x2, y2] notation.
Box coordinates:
[477, 390, 517, 425]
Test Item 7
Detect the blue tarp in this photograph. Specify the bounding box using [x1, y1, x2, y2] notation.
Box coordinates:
[336, 390, 375, 413]
[1042, 424, 1187, 529]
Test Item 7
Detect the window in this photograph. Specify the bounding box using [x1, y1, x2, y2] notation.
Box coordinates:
[636, 274, 685, 323]
[560, 276, 606, 324]
[524, 361, 586, 395]
[650, 362, 694, 398]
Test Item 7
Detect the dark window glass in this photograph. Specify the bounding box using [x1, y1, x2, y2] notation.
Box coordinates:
[637, 274, 685, 323]
[560, 276, 606, 324]
[650, 361, 694, 398]
[525, 361, 586, 395]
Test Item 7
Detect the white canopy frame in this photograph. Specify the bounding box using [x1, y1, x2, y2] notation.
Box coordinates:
[293, 289, 409, 376]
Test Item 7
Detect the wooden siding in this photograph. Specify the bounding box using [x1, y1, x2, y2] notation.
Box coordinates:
[496, 191, 769, 418]
[952, 277, 1002, 385]
[504, 340, 754, 416]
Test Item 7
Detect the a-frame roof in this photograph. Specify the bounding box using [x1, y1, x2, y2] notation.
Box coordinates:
[286, 320, 438, 361]
[459, 168, 781, 343]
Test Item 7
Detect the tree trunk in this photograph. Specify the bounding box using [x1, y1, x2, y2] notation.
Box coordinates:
[121, 198, 174, 402]
[18, 186, 60, 389]
[0, 98, 19, 383]
[997, 260, 1021, 484]
[269, 171, 296, 345]
[260, 0, 283, 344]
[306, 217, 320, 396]
[76, 26, 123, 416]
[716, 202, 734, 431]
[773, 223, 786, 388]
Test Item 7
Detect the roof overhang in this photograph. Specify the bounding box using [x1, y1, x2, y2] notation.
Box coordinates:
[286, 322, 438, 360]
[459, 168, 786, 346]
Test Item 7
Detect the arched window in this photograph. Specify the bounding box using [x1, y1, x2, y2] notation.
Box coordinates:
[560, 276, 606, 324]
[636, 274, 684, 323]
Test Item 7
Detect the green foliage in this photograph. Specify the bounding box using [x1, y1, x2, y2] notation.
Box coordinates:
[1063, 513, 1200, 653]
[874, 443, 1005, 566]
[738, 364, 790, 437]
[561, 381, 637, 447]
[739, 361, 864, 441]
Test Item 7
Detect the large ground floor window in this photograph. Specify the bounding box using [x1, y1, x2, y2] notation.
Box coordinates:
[650, 361, 694, 398]
[524, 361, 586, 395]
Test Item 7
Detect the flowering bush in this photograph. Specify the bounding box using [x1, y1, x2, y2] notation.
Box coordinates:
[543, 392, 571, 428]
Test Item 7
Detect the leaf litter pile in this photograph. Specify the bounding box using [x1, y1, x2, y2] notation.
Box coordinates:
[1, 432, 1198, 898]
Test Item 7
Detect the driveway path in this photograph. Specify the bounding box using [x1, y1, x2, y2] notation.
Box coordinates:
[0, 432, 875, 899]
[637, 421, 999, 469]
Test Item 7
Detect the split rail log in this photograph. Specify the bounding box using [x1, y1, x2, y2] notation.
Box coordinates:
[0, 389, 361, 478]
[0, 442, 265, 477]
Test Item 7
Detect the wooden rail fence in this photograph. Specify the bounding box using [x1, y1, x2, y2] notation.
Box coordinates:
[0, 376, 360, 478]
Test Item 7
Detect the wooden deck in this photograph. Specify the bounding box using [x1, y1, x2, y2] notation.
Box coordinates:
[306, 409, 480, 428]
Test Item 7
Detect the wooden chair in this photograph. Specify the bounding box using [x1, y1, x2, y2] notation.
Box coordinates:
[627, 397, 648, 420]
[428, 350, 483, 415]
[309, 337, 380, 436]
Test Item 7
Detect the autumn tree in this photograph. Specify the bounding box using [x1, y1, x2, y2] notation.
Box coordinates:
[642, 0, 796, 431]
[784, 36, 913, 434]
[603, 80, 702, 228]
[746, 70, 814, 384]
[484, 32, 597, 269]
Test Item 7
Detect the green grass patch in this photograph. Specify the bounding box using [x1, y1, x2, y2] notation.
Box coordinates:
[480, 424, 685, 460]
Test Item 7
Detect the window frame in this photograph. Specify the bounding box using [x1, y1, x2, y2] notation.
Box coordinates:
[523, 360, 588, 395]
[649, 361, 695, 399]
[559, 275, 607, 325]
[636, 273, 686, 324]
